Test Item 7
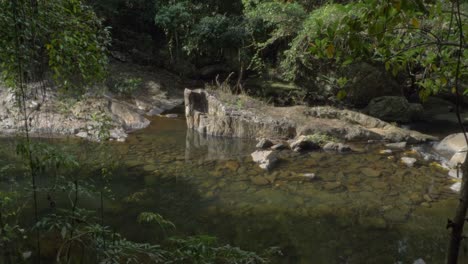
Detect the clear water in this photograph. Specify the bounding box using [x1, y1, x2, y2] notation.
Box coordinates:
[1, 116, 467, 263]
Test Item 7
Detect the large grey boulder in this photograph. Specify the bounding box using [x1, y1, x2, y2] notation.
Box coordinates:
[345, 62, 402, 107]
[184, 89, 437, 143]
[435, 133, 468, 154]
[251, 150, 278, 170]
[366, 96, 423, 123]
[111, 101, 150, 131]
[435, 133, 468, 168]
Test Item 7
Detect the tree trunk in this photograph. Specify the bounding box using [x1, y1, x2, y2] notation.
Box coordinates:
[447, 160, 468, 263]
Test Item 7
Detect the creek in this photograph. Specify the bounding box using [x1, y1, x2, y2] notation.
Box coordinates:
[0, 116, 466, 263]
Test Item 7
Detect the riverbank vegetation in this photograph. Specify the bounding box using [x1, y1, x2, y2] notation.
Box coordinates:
[1, 0, 468, 263]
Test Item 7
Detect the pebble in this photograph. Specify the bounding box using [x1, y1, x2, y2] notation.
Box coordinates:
[401, 157, 417, 167]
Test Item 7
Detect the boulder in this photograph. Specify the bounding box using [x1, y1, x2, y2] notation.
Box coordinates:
[251, 150, 278, 170]
[111, 101, 150, 131]
[435, 133, 468, 154]
[323, 142, 351, 152]
[366, 96, 423, 123]
[345, 62, 403, 107]
[289, 135, 320, 152]
[256, 138, 274, 149]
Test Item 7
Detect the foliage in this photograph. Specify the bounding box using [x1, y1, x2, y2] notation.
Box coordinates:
[109, 77, 143, 97]
[185, 14, 248, 57]
[296, 0, 468, 100]
[0, 0, 110, 93]
[137, 212, 176, 230]
[243, 0, 307, 71]
[167, 235, 277, 264]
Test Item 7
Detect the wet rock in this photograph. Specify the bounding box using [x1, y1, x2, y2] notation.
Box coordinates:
[421, 202, 431, 208]
[379, 149, 393, 155]
[448, 169, 462, 178]
[165, 113, 178, 118]
[224, 161, 240, 172]
[450, 182, 461, 192]
[289, 135, 320, 152]
[385, 142, 407, 149]
[323, 181, 343, 191]
[383, 208, 408, 222]
[143, 164, 158, 172]
[323, 142, 351, 152]
[271, 142, 288, 150]
[359, 217, 387, 229]
[250, 176, 270, 186]
[264, 173, 277, 184]
[256, 138, 274, 149]
[410, 193, 424, 203]
[361, 168, 381, 178]
[435, 133, 468, 155]
[401, 157, 417, 167]
[109, 128, 128, 142]
[251, 150, 278, 170]
[302, 173, 317, 180]
[147, 107, 164, 116]
[423, 194, 433, 202]
[449, 152, 466, 168]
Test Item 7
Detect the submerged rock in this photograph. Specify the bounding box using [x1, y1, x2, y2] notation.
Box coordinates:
[361, 168, 381, 178]
[251, 150, 278, 170]
[385, 142, 407, 149]
[323, 142, 351, 152]
[250, 176, 270, 186]
[401, 157, 417, 167]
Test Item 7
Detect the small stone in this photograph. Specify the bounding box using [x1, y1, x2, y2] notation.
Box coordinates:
[385, 142, 407, 149]
[165, 113, 178, 118]
[225, 161, 240, 172]
[250, 176, 270, 186]
[302, 173, 317, 180]
[413, 258, 426, 264]
[256, 138, 274, 149]
[323, 181, 343, 191]
[75, 131, 88, 138]
[379, 149, 393, 154]
[401, 157, 417, 167]
[361, 168, 381, 178]
[421, 202, 431, 208]
[264, 173, 277, 184]
[423, 194, 433, 202]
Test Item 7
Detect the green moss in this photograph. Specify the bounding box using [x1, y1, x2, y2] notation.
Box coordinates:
[305, 133, 338, 146]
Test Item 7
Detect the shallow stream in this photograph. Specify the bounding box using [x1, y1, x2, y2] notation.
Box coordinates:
[1, 116, 467, 263]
